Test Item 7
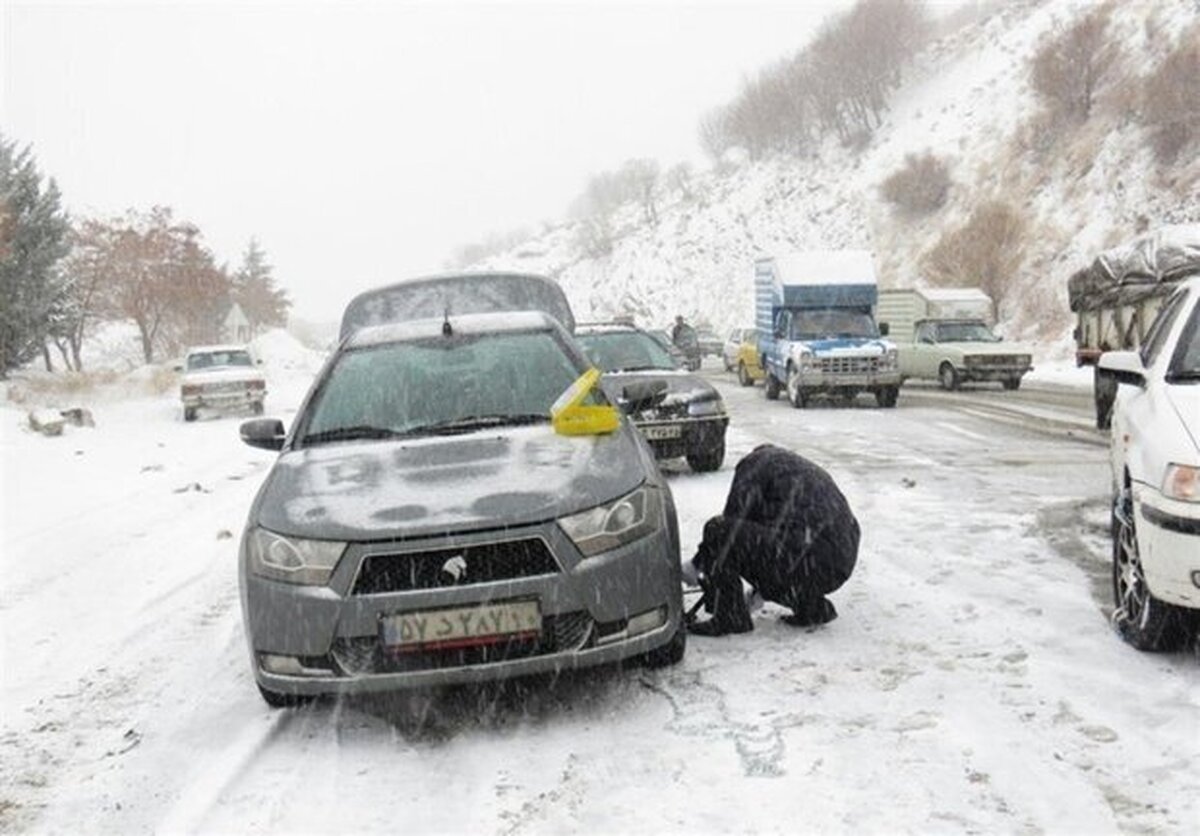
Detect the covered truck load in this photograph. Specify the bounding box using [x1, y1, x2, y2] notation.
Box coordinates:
[1068, 225, 1200, 427]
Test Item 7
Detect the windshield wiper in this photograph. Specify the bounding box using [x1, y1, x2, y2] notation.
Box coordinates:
[410, 414, 550, 436]
[301, 425, 403, 445]
[612, 364, 673, 372]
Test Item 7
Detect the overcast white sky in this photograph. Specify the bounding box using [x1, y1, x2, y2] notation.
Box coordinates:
[3, 1, 867, 321]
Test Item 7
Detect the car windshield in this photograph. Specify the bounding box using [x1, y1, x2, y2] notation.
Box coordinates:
[1168, 298, 1200, 381]
[187, 350, 253, 370]
[935, 322, 998, 342]
[790, 310, 878, 340]
[577, 330, 679, 372]
[300, 330, 585, 445]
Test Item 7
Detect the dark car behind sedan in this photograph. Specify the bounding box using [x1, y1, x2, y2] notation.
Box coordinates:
[575, 324, 728, 472]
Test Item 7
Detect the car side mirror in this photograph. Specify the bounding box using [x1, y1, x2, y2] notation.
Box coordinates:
[1098, 350, 1145, 388]
[878, 322, 890, 337]
[173, 364, 184, 372]
[240, 418, 286, 451]
[621, 380, 668, 414]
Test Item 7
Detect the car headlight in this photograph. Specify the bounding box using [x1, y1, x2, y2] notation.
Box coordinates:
[1163, 464, 1200, 502]
[688, 398, 725, 417]
[558, 486, 663, 557]
[1015, 354, 1032, 366]
[880, 348, 898, 370]
[247, 528, 346, 585]
[797, 351, 818, 371]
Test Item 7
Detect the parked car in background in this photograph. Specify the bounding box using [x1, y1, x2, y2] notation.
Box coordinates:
[1099, 275, 1200, 651]
[647, 329, 687, 368]
[903, 319, 1032, 391]
[575, 323, 728, 471]
[178, 345, 266, 422]
[696, 328, 723, 358]
[237, 274, 686, 707]
[722, 327, 753, 370]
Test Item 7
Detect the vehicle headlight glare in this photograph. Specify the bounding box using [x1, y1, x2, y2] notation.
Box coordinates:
[881, 348, 898, 370]
[559, 486, 663, 557]
[248, 528, 346, 585]
[1163, 464, 1199, 503]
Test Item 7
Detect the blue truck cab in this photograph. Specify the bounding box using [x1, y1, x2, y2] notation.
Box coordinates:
[755, 251, 901, 408]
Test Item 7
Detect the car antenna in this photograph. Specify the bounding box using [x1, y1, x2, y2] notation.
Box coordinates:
[442, 306, 453, 337]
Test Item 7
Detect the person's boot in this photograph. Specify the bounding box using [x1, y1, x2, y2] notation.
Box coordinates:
[781, 597, 837, 627]
[687, 613, 754, 636]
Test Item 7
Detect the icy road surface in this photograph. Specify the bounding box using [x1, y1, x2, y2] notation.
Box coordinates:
[2, 357, 1197, 834]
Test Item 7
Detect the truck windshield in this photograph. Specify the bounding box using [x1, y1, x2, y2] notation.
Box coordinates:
[936, 322, 999, 342]
[790, 310, 878, 340]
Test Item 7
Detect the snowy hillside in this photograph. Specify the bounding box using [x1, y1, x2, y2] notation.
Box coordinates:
[474, 0, 1200, 356]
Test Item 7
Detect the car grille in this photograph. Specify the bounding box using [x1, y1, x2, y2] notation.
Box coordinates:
[351, 539, 561, 595]
[817, 356, 879, 375]
[964, 355, 1023, 366]
[330, 611, 594, 674]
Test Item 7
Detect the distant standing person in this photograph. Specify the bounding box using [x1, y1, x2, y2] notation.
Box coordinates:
[671, 315, 692, 345]
[687, 444, 859, 636]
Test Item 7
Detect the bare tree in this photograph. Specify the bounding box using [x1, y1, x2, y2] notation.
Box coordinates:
[1141, 26, 1200, 162]
[1030, 5, 1119, 121]
[921, 201, 1026, 321]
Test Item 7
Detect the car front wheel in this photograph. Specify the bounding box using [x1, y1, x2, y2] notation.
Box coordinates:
[687, 433, 725, 472]
[737, 362, 754, 387]
[1111, 492, 1189, 651]
[786, 367, 807, 409]
[939, 362, 960, 391]
[642, 623, 686, 668]
[764, 374, 781, 400]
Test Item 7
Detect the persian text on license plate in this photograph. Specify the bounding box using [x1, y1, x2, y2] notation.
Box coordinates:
[642, 424, 682, 440]
[380, 600, 541, 652]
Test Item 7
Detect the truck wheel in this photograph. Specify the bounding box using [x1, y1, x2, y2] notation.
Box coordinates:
[786, 367, 808, 409]
[1002, 377, 1021, 391]
[875, 386, 899, 408]
[764, 374, 781, 401]
[938, 363, 960, 391]
[687, 434, 725, 472]
[738, 362, 754, 387]
[184, 407, 197, 422]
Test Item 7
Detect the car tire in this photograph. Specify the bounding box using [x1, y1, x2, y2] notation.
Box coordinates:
[257, 683, 314, 709]
[786, 367, 807, 409]
[938, 363, 960, 391]
[1002, 377, 1021, 391]
[643, 623, 686, 668]
[1111, 494, 1189, 652]
[764, 374, 781, 401]
[184, 407, 197, 422]
[687, 434, 725, 472]
[738, 362, 754, 387]
[875, 386, 899, 408]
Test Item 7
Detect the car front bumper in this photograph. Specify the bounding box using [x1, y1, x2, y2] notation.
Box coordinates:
[240, 517, 683, 696]
[183, 389, 265, 409]
[633, 416, 727, 460]
[1135, 487, 1200, 609]
[793, 370, 901, 389]
[959, 363, 1033, 382]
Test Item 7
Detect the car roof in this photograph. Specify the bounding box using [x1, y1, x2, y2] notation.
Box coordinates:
[186, 344, 251, 355]
[575, 323, 646, 336]
[344, 310, 563, 349]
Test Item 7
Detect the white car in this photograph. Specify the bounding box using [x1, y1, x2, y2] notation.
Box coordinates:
[1099, 276, 1200, 650]
[178, 344, 267, 422]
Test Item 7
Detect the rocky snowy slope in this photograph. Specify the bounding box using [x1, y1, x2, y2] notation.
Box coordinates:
[473, 0, 1200, 355]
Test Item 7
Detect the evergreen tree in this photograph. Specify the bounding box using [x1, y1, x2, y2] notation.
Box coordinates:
[0, 134, 71, 376]
[233, 239, 290, 332]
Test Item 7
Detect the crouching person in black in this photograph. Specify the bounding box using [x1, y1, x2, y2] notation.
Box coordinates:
[687, 444, 859, 636]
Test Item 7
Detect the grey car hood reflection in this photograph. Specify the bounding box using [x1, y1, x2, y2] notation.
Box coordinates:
[255, 424, 646, 541]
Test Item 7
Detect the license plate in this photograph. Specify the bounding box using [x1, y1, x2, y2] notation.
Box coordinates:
[642, 424, 682, 440]
[380, 600, 541, 652]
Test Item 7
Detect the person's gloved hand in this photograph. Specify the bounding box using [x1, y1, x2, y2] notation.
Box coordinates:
[680, 558, 701, 587]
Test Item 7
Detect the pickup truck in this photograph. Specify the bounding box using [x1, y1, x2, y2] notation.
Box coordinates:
[877, 288, 1033, 390]
[755, 251, 900, 408]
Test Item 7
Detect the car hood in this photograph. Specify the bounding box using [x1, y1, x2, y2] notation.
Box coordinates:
[597, 369, 720, 408]
[253, 424, 647, 541]
[937, 341, 1033, 356]
[183, 367, 263, 385]
[1167, 386, 1200, 454]
[801, 337, 893, 356]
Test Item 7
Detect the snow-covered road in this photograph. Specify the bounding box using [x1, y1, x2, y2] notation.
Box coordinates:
[2, 352, 1197, 834]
